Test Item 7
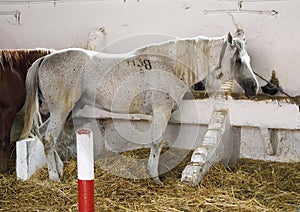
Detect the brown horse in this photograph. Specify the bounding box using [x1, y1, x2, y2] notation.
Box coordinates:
[0, 49, 52, 173]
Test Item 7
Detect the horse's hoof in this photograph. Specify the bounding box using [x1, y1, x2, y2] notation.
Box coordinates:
[49, 178, 61, 183]
[48, 172, 61, 182]
[0, 168, 9, 174]
[152, 177, 164, 186]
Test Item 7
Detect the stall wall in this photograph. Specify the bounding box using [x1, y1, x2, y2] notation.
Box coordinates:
[1, 0, 299, 96]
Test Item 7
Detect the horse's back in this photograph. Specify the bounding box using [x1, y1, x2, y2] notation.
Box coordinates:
[38, 48, 122, 77]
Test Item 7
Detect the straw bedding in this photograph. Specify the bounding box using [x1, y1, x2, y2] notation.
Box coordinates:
[190, 92, 300, 104]
[1, 148, 299, 212]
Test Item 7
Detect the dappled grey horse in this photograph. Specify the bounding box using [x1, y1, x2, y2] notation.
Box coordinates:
[20, 32, 259, 183]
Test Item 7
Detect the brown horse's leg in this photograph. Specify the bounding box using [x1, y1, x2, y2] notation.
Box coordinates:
[0, 131, 10, 173]
[0, 111, 16, 173]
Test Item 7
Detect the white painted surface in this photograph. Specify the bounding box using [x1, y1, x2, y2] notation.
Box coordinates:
[229, 100, 300, 129]
[1, 0, 300, 96]
[16, 139, 29, 180]
[241, 127, 300, 162]
[16, 137, 46, 180]
[76, 129, 94, 180]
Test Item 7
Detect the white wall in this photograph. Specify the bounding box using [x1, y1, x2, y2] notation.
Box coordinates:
[1, 0, 299, 96]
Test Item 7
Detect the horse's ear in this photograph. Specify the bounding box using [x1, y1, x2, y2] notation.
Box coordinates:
[227, 32, 233, 45]
[235, 29, 246, 42]
[235, 29, 245, 38]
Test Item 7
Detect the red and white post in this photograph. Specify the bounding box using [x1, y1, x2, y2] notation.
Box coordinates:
[76, 129, 94, 212]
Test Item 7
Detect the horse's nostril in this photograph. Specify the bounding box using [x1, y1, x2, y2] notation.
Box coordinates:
[246, 91, 256, 98]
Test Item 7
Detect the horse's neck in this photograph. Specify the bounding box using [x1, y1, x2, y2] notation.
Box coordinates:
[172, 37, 226, 86]
[195, 37, 226, 82]
[134, 37, 226, 87]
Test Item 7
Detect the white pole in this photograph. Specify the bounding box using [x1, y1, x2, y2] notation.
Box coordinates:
[76, 129, 94, 212]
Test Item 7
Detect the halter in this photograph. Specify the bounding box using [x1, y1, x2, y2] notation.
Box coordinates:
[239, 49, 247, 57]
[234, 39, 246, 57]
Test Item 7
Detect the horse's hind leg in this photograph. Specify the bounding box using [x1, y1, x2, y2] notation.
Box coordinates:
[42, 116, 63, 181]
[42, 87, 80, 181]
[42, 109, 71, 181]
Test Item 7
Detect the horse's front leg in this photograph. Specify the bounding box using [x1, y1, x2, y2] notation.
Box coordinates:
[148, 140, 166, 185]
[0, 111, 16, 173]
[0, 123, 11, 173]
[147, 108, 171, 185]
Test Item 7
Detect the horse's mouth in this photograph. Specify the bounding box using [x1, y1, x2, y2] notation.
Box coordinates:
[244, 88, 258, 98]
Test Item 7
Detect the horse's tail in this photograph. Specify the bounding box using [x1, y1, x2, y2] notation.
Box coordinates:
[19, 57, 44, 140]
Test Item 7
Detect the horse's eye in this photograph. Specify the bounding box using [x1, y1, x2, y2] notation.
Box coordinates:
[236, 58, 242, 64]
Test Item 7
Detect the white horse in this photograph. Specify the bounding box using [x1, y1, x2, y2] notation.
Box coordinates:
[20, 32, 259, 183]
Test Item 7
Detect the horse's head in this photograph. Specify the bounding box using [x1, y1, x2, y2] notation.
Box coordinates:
[221, 32, 259, 97]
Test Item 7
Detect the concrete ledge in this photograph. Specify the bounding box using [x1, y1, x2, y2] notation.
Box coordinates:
[16, 137, 46, 180]
[16, 98, 300, 181]
[229, 100, 300, 129]
[74, 98, 300, 129]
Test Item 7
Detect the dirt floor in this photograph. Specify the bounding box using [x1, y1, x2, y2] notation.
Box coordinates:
[1, 148, 299, 212]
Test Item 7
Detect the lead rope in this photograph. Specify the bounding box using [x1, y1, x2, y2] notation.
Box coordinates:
[253, 71, 300, 110]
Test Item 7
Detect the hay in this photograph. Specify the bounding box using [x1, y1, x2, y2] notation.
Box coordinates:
[1, 149, 299, 212]
[190, 91, 300, 105]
